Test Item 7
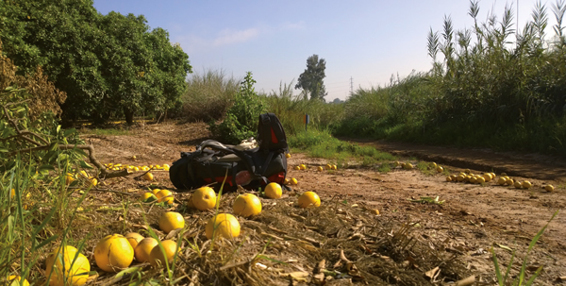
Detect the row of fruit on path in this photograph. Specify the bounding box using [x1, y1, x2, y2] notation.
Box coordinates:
[395, 161, 557, 192]
[40, 184, 321, 285]
[141, 184, 322, 211]
[444, 169, 556, 191]
[105, 162, 170, 172]
[293, 163, 338, 171]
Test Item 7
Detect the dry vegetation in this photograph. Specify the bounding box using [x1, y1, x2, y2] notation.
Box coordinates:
[43, 121, 562, 286]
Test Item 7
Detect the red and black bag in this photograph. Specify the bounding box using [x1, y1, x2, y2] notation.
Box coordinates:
[169, 113, 288, 191]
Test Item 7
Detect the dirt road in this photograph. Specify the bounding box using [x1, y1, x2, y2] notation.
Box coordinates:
[84, 121, 566, 285]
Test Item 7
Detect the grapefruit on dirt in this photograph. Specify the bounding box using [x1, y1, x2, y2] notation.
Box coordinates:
[514, 181, 523, 189]
[45, 245, 90, 286]
[149, 240, 178, 267]
[141, 192, 157, 203]
[205, 213, 241, 239]
[159, 211, 185, 234]
[94, 234, 134, 272]
[125, 232, 144, 249]
[143, 172, 154, 181]
[191, 186, 217, 211]
[134, 237, 159, 263]
[233, 193, 262, 217]
[156, 189, 174, 204]
[403, 163, 414, 170]
[298, 191, 321, 208]
[264, 182, 282, 199]
[522, 181, 533, 189]
[7, 275, 29, 286]
[65, 173, 75, 185]
[545, 184, 555, 192]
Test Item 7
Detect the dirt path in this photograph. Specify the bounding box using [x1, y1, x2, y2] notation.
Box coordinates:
[346, 138, 566, 183]
[84, 121, 566, 285]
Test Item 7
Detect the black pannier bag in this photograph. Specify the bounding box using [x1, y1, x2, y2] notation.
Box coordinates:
[169, 113, 288, 191]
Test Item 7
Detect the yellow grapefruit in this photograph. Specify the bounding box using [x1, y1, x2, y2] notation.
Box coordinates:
[191, 187, 217, 211]
[7, 275, 29, 286]
[264, 182, 282, 199]
[522, 181, 533, 189]
[141, 192, 157, 203]
[94, 234, 134, 272]
[143, 172, 154, 181]
[156, 189, 174, 204]
[134, 237, 159, 263]
[159, 211, 185, 234]
[149, 240, 178, 267]
[233, 193, 262, 217]
[125, 232, 144, 249]
[205, 213, 241, 239]
[45, 245, 90, 286]
[298, 191, 321, 208]
[545, 184, 555, 192]
[65, 173, 75, 185]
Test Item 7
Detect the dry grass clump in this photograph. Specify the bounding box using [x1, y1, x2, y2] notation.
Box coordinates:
[49, 188, 471, 285]
[181, 69, 239, 122]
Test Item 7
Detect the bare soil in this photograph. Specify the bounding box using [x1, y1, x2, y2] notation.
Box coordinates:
[82, 121, 566, 285]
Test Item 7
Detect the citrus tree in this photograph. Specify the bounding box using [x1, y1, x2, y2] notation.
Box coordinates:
[0, 0, 192, 125]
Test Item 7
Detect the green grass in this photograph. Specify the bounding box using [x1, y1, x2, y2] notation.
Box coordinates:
[377, 163, 392, 173]
[289, 129, 396, 166]
[80, 128, 133, 136]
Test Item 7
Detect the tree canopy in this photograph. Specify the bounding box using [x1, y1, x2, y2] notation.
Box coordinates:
[295, 54, 327, 101]
[0, 0, 192, 125]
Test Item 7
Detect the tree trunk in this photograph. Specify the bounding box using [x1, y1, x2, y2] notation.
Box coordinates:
[124, 107, 134, 125]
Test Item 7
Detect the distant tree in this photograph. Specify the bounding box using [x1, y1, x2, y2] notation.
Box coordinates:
[295, 54, 327, 100]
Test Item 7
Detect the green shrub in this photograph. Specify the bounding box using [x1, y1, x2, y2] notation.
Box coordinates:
[208, 72, 266, 144]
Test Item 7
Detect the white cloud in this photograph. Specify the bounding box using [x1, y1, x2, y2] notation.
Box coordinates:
[176, 22, 302, 54]
[278, 21, 305, 31]
[212, 28, 261, 47]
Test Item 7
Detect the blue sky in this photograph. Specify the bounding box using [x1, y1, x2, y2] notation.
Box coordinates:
[93, 0, 554, 101]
